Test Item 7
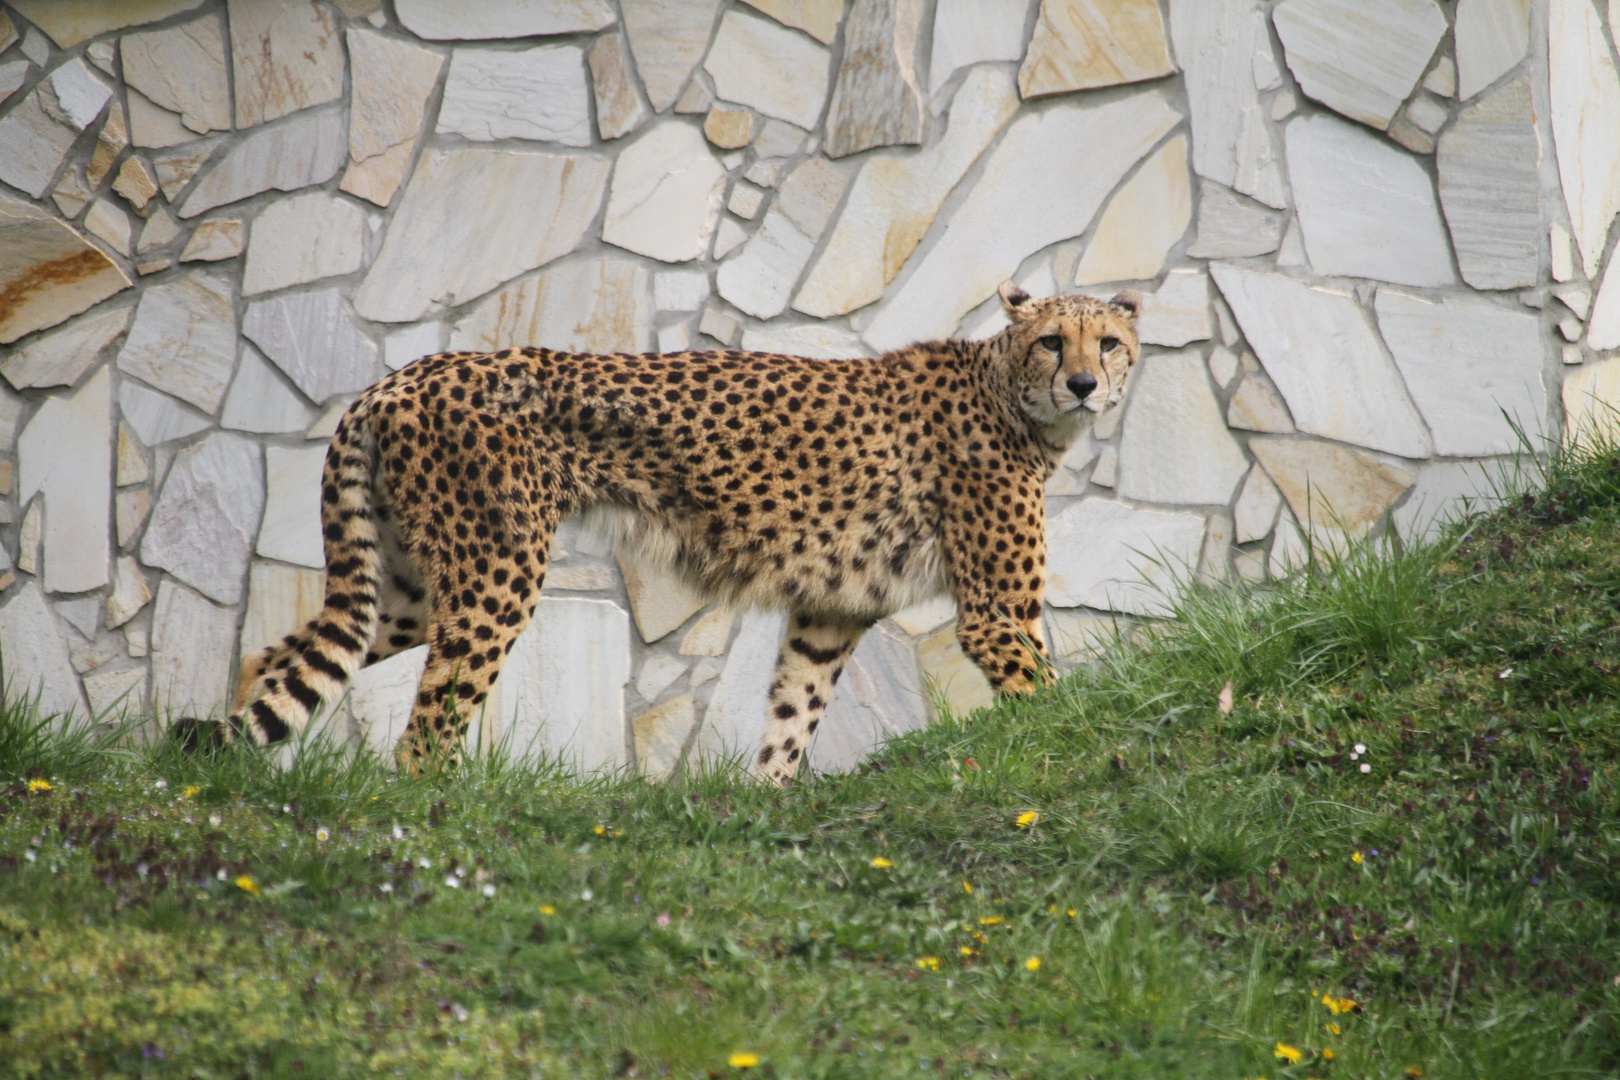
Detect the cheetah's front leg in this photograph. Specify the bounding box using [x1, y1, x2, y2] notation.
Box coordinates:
[752, 614, 870, 786]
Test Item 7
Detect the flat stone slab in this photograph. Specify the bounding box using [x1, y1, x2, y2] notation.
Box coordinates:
[243, 288, 378, 404]
[257, 444, 328, 569]
[341, 28, 444, 208]
[1393, 457, 1517, 543]
[740, 323, 868, 359]
[0, 581, 89, 723]
[1, 304, 129, 390]
[150, 579, 238, 719]
[437, 45, 592, 147]
[220, 345, 319, 434]
[1133, 268, 1212, 347]
[1549, 0, 1620, 279]
[450, 257, 653, 355]
[862, 90, 1180, 351]
[929, 0, 1031, 97]
[1286, 113, 1454, 287]
[1455, 0, 1530, 101]
[394, 0, 614, 39]
[601, 122, 726, 263]
[1249, 434, 1414, 539]
[18, 368, 111, 594]
[118, 380, 211, 445]
[498, 596, 631, 771]
[1046, 498, 1206, 617]
[1116, 348, 1248, 506]
[0, 192, 132, 344]
[230, 0, 345, 128]
[7, 0, 206, 47]
[180, 108, 346, 217]
[1375, 288, 1546, 457]
[1273, 0, 1446, 129]
[243, 191, 366, 296]
[812, 621, 926, 773]
[1183, 182, 1284, 259]
[620, 0, 725, 111]
[704, 9, 831, 130]
[1437, 75, 1541, 290]
[1073, 135, 1191, 286]
[1021, 0, 1174, 98]
[142, 431, 265, 605]
[121, 11, 230, 134]
[356, 148, 610, 322]
[822, 0, 925, 158]
[117, 271, 239, 410]
[693, 607, 787, 765]
[1212, 265, 1432, 458]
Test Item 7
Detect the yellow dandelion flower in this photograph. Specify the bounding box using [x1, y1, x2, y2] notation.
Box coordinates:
[1274, 1042, 1303, 1064]
[915, 956, 942, 971]
[1068, 908, 1077, 917]
[979, 915, 1003, 926]
[1333, 995, 1357, 1014]
[1024, 956, 1041, 971]
[1015, 810, 1039, 828]
[870, 856, 893, 868]
[236, 875, 260, 897]
[1047, 904, 1056, 914]
[27, 778, 51, 792]
[182, 785, 200, 799]
[728, 1051, 760, 1068]
[593, 825, 606, 836]
[959, 946, 975, 957]
[539, 904, 556, 916]
[962, 881, 973, 894]
[1322, 1048, 1336, 1061]
[1405, 1069, 1422, 1079]
[1351, 850, 1364, 864]
[1324, 1022, 1340, 1035]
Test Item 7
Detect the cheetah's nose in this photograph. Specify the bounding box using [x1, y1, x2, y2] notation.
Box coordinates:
[1066, 373, 1097, 401]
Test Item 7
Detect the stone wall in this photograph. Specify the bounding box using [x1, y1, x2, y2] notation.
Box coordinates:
[0, 0, 1607, 775]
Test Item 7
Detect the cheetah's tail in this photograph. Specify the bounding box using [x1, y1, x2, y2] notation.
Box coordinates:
[230, 409, 384, 746]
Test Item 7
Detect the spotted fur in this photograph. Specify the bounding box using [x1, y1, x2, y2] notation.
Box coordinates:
[173, 284, 1142, 784]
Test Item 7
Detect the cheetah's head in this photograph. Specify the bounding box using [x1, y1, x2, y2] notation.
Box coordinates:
[996, 282, 1142, 442]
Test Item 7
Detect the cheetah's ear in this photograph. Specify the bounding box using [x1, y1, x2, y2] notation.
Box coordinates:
[998, 281, 1033, 317]
[1109, 289, 1142, 322]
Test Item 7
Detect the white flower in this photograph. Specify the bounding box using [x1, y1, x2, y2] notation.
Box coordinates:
[418, 857, 431, 868]
[316, 827, 330, 842]
[1359, 763, 1372, 773]
[581, 888, 594, 901]
[444, 875, 461, 889]
[154, 779, 168, 790]
[393, 825, 405, 841]
[282, 804, 293, 814]
[208, 814, 222, 827]
[481, 884, 496, 898]
[217, 868, 228, 881]
[379, 882, 393, 893]
[1353, 743, 1367, 755]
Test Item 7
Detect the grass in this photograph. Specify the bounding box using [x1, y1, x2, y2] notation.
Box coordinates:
[4, 443, 1620, 1078]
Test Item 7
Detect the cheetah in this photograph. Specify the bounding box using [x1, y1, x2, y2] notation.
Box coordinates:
[171, 283, 1142, 785]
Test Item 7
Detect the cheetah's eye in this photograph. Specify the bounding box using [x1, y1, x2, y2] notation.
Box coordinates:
[1039, 335, 1062, 353]
[1099, 336, 1120, 353]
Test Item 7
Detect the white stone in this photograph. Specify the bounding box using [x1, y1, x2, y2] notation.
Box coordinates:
[915, 621, 994, 717]
[84, 667, 146, 719]
[1184, 183, 1284, 259]
[601, 123, 726, 264]
[712, 220, 748, 261]
[658, 324, 692, 352]
[1, 305, 129, 391]
[1552, 222, 1576, 283]
[589, 31, 649, 141]
[243, 192, 366, 296]
[178, 219, 245, 263]
[115, 489, 150, 548]
[384, 323, 444, 371]
[740, 0, 846, 43]
[1167, 0, 1287, 208]
[179, 109, 346, 218]
[437, 45, 591, 147]
[1047, 608, 1125, 662]
[0, 90, 77, 199]
[1456, 0, 1529, 100]
[1073, 136, 1191, 286]
[680, 606, 735, 655]
[228, 0, 345, 129]
[126, 87, 194, 149]
[358, 148, 609, 323]
[118, 381, 211, 445]
[1286, 114, 1455, 287]
[1226, 372, 1296, 433]
[1047, 499, 1206, 616]
[740, 323, 868, 359]
[632, 694, 696, 777]
[544, 564, 614, 591]
[1563, 356, 1620, 447]
[863, 91, 1181, 351]
[257, 445, 327, 569]
[242, 288, 379, 404]
[1588, 253, 1620, 350]
[822, 0, 926, 158]
[1249, 435, 1414, 540]
[1272, 0, 1447, 129]
[18, 369, 111, 594]
[340, 29, 443, 208]
[798, 68, 1018, 317]
[1406, 94, 1449, 135]
[239, 561, 324, 657]
[1090, 447, 1118, 487]
[120, 12, 230, 134]
[1437, 76, 1540, 291]
[57, 598, 103, 640]
[395, 0, 614, 39]
[716, 211, 818, 319]
[106, 554, 152, 629]
[655, 270, 712, 312]
[137, 208, 181, 257]
[1233, 465, 1282, 542]
[0, 59, 29, 105]
[142, 431, 265, 605]
[1557, 286, 1593, 320]
[5, 0, 206, 48]
[150, 579, 237, 719]
[704, 9, 830, 130]
[347, 646, 425, 760]
[117, 424, 150, 486]
[220, 345, 319, 434]
[1116, 349, 1248, 506]
[0, 194, 132, 346]
[498, 596, 631, 771]
[619, 0, 726, 112]
[928, 0, 1033, 97]
[1019, 0, 1174, 99]
[618, 555, 706, 642]
[1212, 265, 1432, 458]
[1550, 0, 1620, 280]
[699, 306, 741, 346]
[891, 593, 955, 636]
[44, 58, 111, 130]
[1376, 290, 1546, 456]
[693, 607, 786, 764]
[0, 581, 88, 722]
[149, 138, 221, 201]
[728, 181, 766, 219]
[17, 500, 40, 575]
[450, 257, 653, 355]
[1133, 269, 1211, 347]
[1393, 457, 1516, 542]
[1208, 345, 1240, 388]
[636, 655, 688, 702]
[812, 621, 926, 773]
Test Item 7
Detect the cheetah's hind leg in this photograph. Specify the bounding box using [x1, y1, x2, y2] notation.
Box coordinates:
[752, 614, 870, 787]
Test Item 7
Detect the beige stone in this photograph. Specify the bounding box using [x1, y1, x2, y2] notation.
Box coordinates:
[1046, 608, 1123, 662]
[116, 488, 150, 547]
[178, 111, 346, 218]
[1249, 436, 1414, 540]
[1019, 0, 1174, 98]
[917, 622, 994, 718]
[1073, 136, 1190, 285]
[1273, 0, 1447, 130]
[636, 655, 688, 701]
[84, 198, 133, 255]
[113, 157, 160, 211]
[545, 564, 613, 591]
[51, 170, 94, 220]
[106, 555, 153, 629]
[0, 581, 88, 723]
[680, 607, 735, 656]
[1, 304, 129, 391]
[121, 13, 231, 134]
[0, 192, 133, 344]
[18, 368, 112, 594]
[633, 694, 697, 778]
[17, 500, 40, 576]
[740, 0, 845, 43]
[1226, 373, 1296, 433]
[704, 104, 756, 149]
[126, 88, 194, 149]
[179, 219, 244, 262]
[451, 257, 653, 355]
[1562, 357, 1620, 449]
[6, 0, 205, 46]
[340, 28, 444, 208]
[704, 9, 831, 130]
[1233, 465, 1282, 543]
[618, 556, 706, 643]
[151, 579, 238, 719]
[150, 139, 221, 201]
[822, 0, 925, 158]
[1117, 348, 1247, 506]
[117, 425, 150, 486]
[620, 0, 727, 112]
[394, 0, 615, 39]
[589, 32, 648, 141]
[890, 594, 956, 636]
[116, 271, 237, 412]
[229, 0, 346, 128]
[240, 561, 325, 657]
[601, 122, 726, 263]
[87, 103, 129, 189]
[242, 192, 364, 295]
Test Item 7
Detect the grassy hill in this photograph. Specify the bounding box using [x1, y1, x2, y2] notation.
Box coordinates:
[3, 442, 1619, 1079]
